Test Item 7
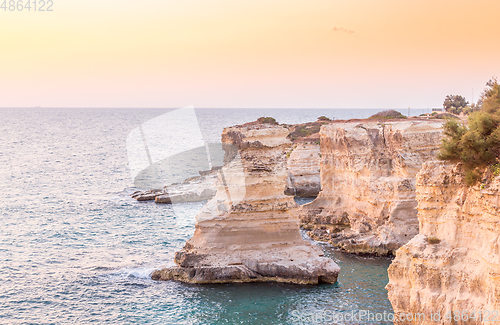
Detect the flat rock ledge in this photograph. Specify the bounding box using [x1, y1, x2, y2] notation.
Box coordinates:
[151, 251, 339, 285]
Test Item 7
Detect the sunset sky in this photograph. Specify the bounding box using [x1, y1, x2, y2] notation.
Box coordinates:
[1, 0, 499, 108]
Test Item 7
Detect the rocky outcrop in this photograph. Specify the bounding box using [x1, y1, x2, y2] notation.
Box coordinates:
[386, 161, 500, 324]
[131, 172, 218, 203]
[131, 119, 324, 202]
[131, 146, 321, 202]
[131, 143, 322, 203]
[300, 120, 444, 255]
[152, 122, 340, 284]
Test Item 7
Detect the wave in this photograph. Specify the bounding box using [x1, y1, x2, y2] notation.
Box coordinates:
[100, 266, 156, 279]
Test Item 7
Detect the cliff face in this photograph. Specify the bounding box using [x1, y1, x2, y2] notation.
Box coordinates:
[300, 120, 443, 255]
[152, 122, 340, 284]
[285, 141, 321, 197]
[387, 161, 500, 324]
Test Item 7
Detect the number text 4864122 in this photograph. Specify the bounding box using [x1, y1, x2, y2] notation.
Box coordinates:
[1, 0, 54, 11]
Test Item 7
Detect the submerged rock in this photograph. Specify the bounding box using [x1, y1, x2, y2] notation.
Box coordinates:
[152, 122, 340, 285]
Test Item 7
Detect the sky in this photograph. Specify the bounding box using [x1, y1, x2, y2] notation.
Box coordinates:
[1, 0, 499, 108]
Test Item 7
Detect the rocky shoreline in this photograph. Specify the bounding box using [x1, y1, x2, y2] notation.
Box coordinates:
[137, 118, 444, 257]
[141, 115, 500, 312]
[147, 117, 447, 284]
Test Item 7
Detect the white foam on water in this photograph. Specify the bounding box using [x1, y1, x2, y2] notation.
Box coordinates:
[112, 266, 156, 279]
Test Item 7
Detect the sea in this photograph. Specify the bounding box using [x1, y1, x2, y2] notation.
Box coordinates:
[0, 108, 425, 324]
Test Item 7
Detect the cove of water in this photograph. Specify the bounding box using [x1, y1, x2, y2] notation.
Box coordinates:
[0, 108, 396, 324]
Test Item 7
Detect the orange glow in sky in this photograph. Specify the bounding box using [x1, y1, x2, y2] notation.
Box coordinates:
[0, 0, 499, 108]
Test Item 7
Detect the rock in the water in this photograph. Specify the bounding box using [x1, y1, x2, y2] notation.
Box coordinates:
[134, 191, 161, 201]
[154, 194, 172, 204]
[152, 122, 340, 285]
[131, 173, 217, 204]
[386, 161, 500, 324]
[299, 120, 443, 255]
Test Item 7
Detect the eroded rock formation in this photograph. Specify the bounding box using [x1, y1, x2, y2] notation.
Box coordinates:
[386, 161, 500, 324]
[300, 120, 444, 255]
[152, 122, 340, 284]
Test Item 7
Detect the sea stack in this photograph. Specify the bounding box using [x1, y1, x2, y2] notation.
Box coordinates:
[152, 121, 340, 284]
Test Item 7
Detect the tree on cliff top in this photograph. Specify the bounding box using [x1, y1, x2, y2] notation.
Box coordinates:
[443, 95, 469, 115]
[439, 78, 500, 185]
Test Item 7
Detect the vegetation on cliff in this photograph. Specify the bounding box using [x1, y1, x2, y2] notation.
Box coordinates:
[439, 78, 500, 185]
[443, 94, 481, 115]
[288, 124, 321, 141]
[434, 112, 459, 120]
[443, 94, 469, 114]
[287, 117, 332, 142]
[257, 117, 278, 125]
[368, 110, 406, 119]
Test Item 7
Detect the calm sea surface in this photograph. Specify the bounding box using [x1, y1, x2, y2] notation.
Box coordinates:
[0, 108, 406, 324]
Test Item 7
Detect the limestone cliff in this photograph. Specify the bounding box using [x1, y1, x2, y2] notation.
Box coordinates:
[285, 141, 321, 197]
[300, 120, 443, 255]
[387, 161, 500, 324]
[284, 120, 327, 198]
[152, 122, 340, 284]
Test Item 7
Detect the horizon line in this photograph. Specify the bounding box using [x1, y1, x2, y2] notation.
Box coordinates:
[0, 107, 438, 110]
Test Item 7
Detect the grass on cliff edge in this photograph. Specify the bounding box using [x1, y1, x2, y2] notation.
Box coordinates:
[255, 116, 333, 142]
[287, 117, 333, 142]
[439, 78, 500, 185]
[257, 117, 278, 125]
[368, 110, 407, 119]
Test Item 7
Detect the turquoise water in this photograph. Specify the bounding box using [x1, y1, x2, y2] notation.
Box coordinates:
[0, 108, 394, 324]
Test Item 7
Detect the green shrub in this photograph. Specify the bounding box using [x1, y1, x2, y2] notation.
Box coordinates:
[435, 113, 459, 120]
[439, 78, 500, 185]
[368, 110, 407, 119]
[257, 117, 278, 124]
[427, 236, 441, 244]
[443, 94, 468, 115]
[288, 123, 322, 141]
[318, 116, 331, 121]
[492, 163, 500, 177]
[463, 105, 481, 115]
